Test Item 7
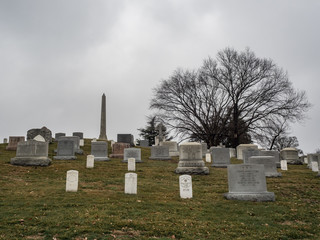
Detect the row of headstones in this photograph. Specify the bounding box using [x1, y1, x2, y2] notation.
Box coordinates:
[305, 154, 320, 176]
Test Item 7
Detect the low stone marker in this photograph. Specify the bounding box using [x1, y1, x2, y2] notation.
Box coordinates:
[179, 175, 193, 199]
[224, 164, 275, 202]
[280, 160, 288, 171]
[125, 173, 137, 194]
[86, 155, 94, 168]
[236, 144, 258, 160]
[139, 140, 149, 147]
[243, 148, 261, 164]
[54, 139, 76, 160]
[91, 141, 110, 161]
[110, 142, 130, 158]
[201, 143, 208, 157]
[261, 150, 281, 168]
[248, 156, 282, 177]
[128, 158, 136, 171]
[123, 148, 142, 163]
[160, 141, 179, 157]
[10, 140, 51, 166]
[6, 136, 25, 151]
[175, 142, 209, 175]
[73, 132, 83, 139]
[229, 148, 236, 158]
[311, 160, 319, 172]
[211, 147, 230, 168]
[55, 132, 65, 141]
[66, 170, 79, 192]
[205, 153, 211, 163]
[149, 146, 171, 160]
[58, 136, 83, 154]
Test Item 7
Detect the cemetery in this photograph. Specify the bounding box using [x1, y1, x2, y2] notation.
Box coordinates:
[0, 139, 320, 239]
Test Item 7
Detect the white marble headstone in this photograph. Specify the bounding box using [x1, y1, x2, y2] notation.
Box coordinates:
[66, 170, 78, 192]
[125, 173, 137, 194]
[280, 160, 288, 171]
[205, 153, 211, 163]
[304, 157, 308, 164]
[33, 134, 46, 142]
[179, 175, 192, 199]
[311, 161, 319, 172]
[86, 155, 94, 168]
[79, 139, 84, 147]
[128, 158, 136, 171]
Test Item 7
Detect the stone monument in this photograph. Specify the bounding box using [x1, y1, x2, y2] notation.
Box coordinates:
[98, 93, 108, 140]
[55, 132, 65, 141]
[27, 126, 52, 142]
[280, 148, 301, 165]
[54, 139, 76, 160]
[248, 156, 282, 177]
[117, 134, 134, 147]
[149, 146, 171, 160]
[6, 136, 25, 150]
[211, 147, 230, 168]
[58, 136, 82, 155]
[66, 170, 79, 192]
[224, 164, 275, 202]
[123, 148, 142, 163]
[110, 142, 130, 158]
[160, 141, 179, 157]
[91, 141, 110, 161]
[125, 173, 137, 194]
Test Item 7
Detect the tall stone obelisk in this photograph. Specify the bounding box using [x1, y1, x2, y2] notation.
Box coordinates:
[98, 93, 108, 140]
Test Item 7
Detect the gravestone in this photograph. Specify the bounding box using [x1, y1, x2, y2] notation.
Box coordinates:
[66, 170, 78, 192]
[179, 175, 192, 199]
[224, 164, 275, 202]
[59, 136, 82, 154]
[236, 144, 258, 160]
[54, 139, 76, 160]
[311, 160, 319, 172]
[3, 138, 8, 144]
[303, 156, 308, 164]
[261, 150, 281, 168]
[139, 140, 149, 147]
[149, 146, 171, 160]
[201, 143, 208, 157]
[175, 142, 209, 175]
[33, 135, 45, 142]
[98, 93, 108, 140]
[123, 148, 142, 163]
[10, 140, 51, 166]
[117, 134, 134, 147]
[6, 136, 25, 150]
[205, 153, 211, 163]
[248, 156, 282, 177]
[72, 132, 83, 139]
[91, 141, 110, 161]
[280, 160, 288, 171]
[125, 173, 137, 194]
[86, 155, 94, 168]
[229, 148, 236, 158]
[55, 133, 65, 141]
[128, 158, 136, 171]
[27, 126, 52, 142]
[243, 148, 261, 164]
[155, 123, 165, 145]
[110, 142, 130, 158]
[280, 148, 301, 165]
[211, 147, 230, 168]
[160, 141, 179, 157]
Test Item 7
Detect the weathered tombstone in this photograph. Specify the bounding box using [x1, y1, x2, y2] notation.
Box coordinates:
[72, 132, 83, 139]
[280, 148, 301, 165]
[261, 150, 281, 168]
[155, 123, 165, 146]
[179, 175, 192, 199]
[175, 142, 209, 175]
[10, 140, 51, 166]
[3, 138, 8, 144]
[27, 126, 52, 142]
[236, 144, 258, 160]
[125, 173, 137, 194]
[224, 164, 275, 202]
[280, 160, 288, 171]
[229, 148, 236, 158]
[201, 143, 208, 157]
[248, 156, 282, 177]
[139, 140, 149, 147]
[160, 141, 179, 157]
[211, 147, 230, 168]
[303, 156, 308, 164]
[86, 155, 94, 168]
[128, 158, 136, 171]
[33, 135, 46, 142]
[55, 133, 65, 141]
[205, 153, 211, 163]
[54, 139, 76, 160]
[123, 148, 142, 163]
[66, 170, 78, 192]
[59, 136, 82, 154]
[117, 134, 134, 147]
[91, 141, 110, 161]
[243, 148, 261, 164]
[110, 142, 130, 158]
[149, 145, 171, 160]
[6, 136, 25, 150]
[311, 160, 319, 172]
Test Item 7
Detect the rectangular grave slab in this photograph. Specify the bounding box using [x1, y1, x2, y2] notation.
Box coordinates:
[211, 147, 230, 168]
[59, 136, 83, 155]
[139, 140, 149, 147]
[125, 173, 137, 194]
[128, 158, 136, 171]
[73, 132, 84, 139]
[86, 155, 94, 168]
[179, 175, 193, 199]
[110, 142, 130, 158]
[123, 148, 142, 163]
[149, 146, 171, 160]
[55, 132, 66, 141]
[117, 134, 135, 147]
[6, 136, 25, 151]
[54, 139, 76, 160]
[66, 170, 79, 192]
[91, 141, 110, 161]
[248, 156, 282, 177]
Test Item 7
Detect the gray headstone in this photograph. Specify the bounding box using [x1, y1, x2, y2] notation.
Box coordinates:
[123, 148, 142, 163]
[149, 146, 171, 160]
[54, 139, 76, 160]
[211, 147, 230, 168]
[236, 144, 258, 160]
[248, 156, 282, 177]
[27, 126, 52, 143]
[73, 132, 83, 139]
[58, 136, 83, 155]
[280, 148, 301, 165]
[160, 141, 179, 157]
[10, 140, 51, 166]
[117, 134, 134, 147]
[3, 138, 8, 144]
[139, 139, 149, 147]
[175, 142, 209, 175]
[91, 141, 110, 161]
[55, 133, 66, 141]
[224, 164, 275, 202]
[201, 143, 208, 157]
[243, 148, 261, 164]
[6, 136, 25, 151]
[260, 150, 280, 168]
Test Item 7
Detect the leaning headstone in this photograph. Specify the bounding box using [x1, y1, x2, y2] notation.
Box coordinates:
[139, 140, 149, 147]
[175, 142, 209, 175]
[66, 170, 78, 192]
[149, 146, 171, 160]
[243, 148, 261, 164]
[205, 153, 211, 163]
[3, 138, 8, 144]
[211, 147, 230, 168]
[123, 148, 142, 163]
[128, 158, 136, 171]
[125, 173, 137, 194]
[55, 133, 66, 141]
[27, 126, 52, 142]
[54, 139, 76, 160]
[160, 141, 179, 157]
[91, 141, 110, 161]
[110, 142, 130, 158]
[59, 136, 82, 154]
[280, 160, 288, 171]
[33, 135, 46, 142]
[10, 140, 51, 166]
[248, 156, 282, 177]
[201, 143, 208, 157]
[86, 155, 94, 168]
[179, 175, 193, 199]
[117, 134, 135, 147]
[236, 144, 258, 160]
[280, 148, 301, 165]
[6, 136, 25, 150]
[224, 164, 275, 202]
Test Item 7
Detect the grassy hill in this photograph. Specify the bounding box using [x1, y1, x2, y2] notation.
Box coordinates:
[0, 140, 319, 239]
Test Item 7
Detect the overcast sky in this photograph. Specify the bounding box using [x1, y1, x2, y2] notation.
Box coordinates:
[1, 0, 319, 153]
